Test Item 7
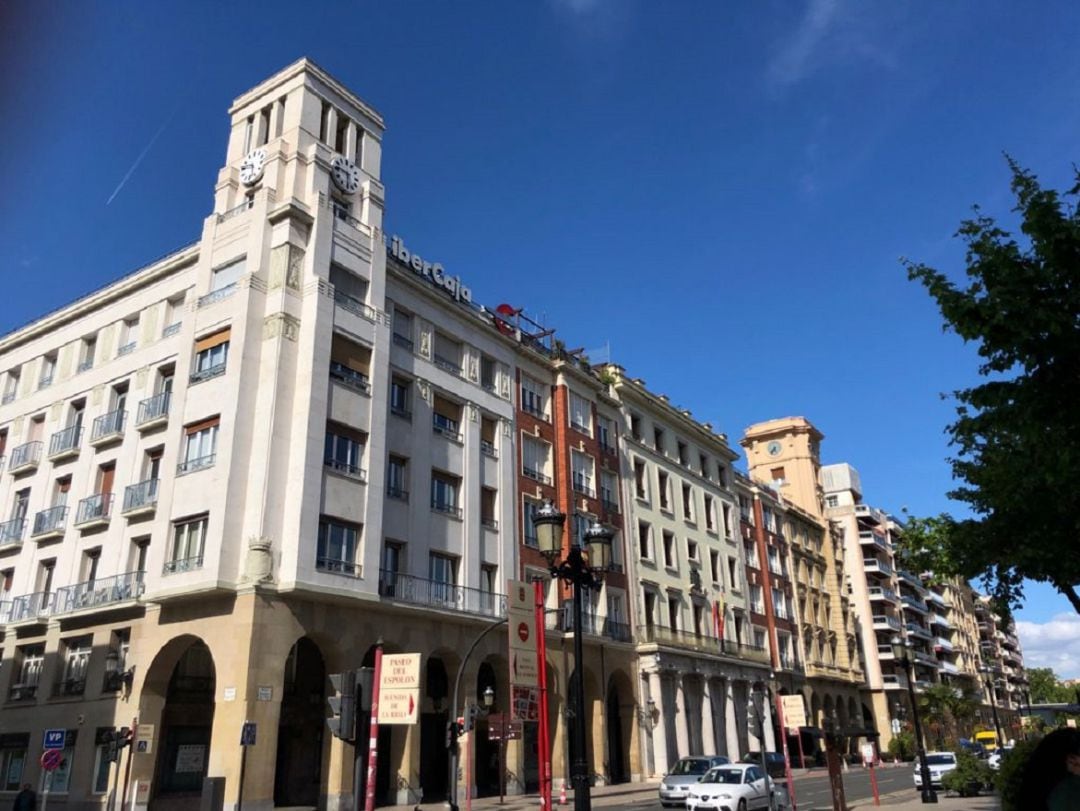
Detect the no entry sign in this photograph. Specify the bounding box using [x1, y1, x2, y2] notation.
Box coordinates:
[40, 749, 63, 771]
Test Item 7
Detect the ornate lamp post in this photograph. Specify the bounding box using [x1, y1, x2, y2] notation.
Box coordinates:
[891, 635, 937, 804]
[534, 499, 614, 811]
[978, 663, 1005, 748]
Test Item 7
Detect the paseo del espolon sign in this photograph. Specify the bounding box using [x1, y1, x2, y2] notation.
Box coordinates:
[387, 235, 473, 305]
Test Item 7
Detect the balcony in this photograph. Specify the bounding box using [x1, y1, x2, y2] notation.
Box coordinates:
[9, 591, 55, 623]
[117, 341, 137, 356]
[197, 284, 237, 308]
[432, 354, 463, 376]
[634, 625, 773, 664]
[190, 362, 226, 383]
[940, 661, 960, 675]
[914, 650, 940, 667]
[392, 332, 414, 351]
[480, 440, 497, 458]
[162, 555, 203, 575]
[329, 361, 371, 394]
[863, 558, 894, 578]
[905, 622, 933, 641]
[521, 402, 549, 421]
[858, 531, 889, 552]
[378, 570, 506, 618]
[90, 409, 127, 446]
[122, 479, 159, 516]
[334, 290, 380, 323]
[929, 612, 952, 629]
[868, 586, 899, 604]
[177, 454, 215, 476]
[927, 590, 949, 608]
[602, 499, 620, 515]
[572, 478, 596, 499]
[431, 500, 463, 519]
[162, 321, 182, 338]
[8, 682, 39, 702]
[325, 458, 367, 482]
[316, 556, 362, 577]
[872, 614, 902, 632]
[0, 518, 26, 548]
[31, 506, 68, 540]
[47, 425, 82, 461]
[136, 391, 171, 430]
[877, 644, 896, 660]
[432, 416, 462, 443]
[53, 677, 87, 698]
[933, 636, 954, 653]
[882, 673, 908, 690]
[551, 605, 632, 642]
[914, 679, 934, 691]
[897, 569, 925, 589]
[854, 504, 885, 525]
[522, 467, 553, 486]
[9, 441, 42, 474]
[75, 494, 113, 529]
[53, 570, 144, 615]
[901, 595, 929, 614]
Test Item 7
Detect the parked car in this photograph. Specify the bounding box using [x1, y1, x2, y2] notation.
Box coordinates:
[686, 763, 788, 811]
[739, 752, 788, 779]
[913, 752, 958, 790]
[988, 745, 1013, 771]
[659, 755, 732, 807]
[958, 739, 988, 759]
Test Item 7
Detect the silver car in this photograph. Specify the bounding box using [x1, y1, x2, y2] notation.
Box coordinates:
[913, 751, 958, 789]
[660, 755, 732, 807]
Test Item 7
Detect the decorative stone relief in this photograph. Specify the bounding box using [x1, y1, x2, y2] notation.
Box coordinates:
[243, 537, 275, 583]
[416, 380, 431, 404]
[467, 403, 478, 423]
[499, 364, 512, 399]
[419, 327, 431, 359]
[268, 244, 304, 291]
[502, 419, 512, 437]
[467, 355, 479, 383]
[263, 313, 300, 342]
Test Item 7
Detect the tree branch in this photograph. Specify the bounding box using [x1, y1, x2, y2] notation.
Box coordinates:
[1055, 581, 1080, 615]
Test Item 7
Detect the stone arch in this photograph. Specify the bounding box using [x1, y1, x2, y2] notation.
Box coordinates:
[604, 670, 634, 784]
[417, 649, 456, 803]
[139, 635, 217, 811]
[474, 659, 502, 797]
[274, 637, 326, 808]
[810, 692, 822, 729]
[823, 694, 836, 730]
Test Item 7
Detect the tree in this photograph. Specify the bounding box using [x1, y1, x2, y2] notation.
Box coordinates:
[1027, 667, 1075, 704]
[918, 683, 982, 747]
[903, 159, 1080, 615]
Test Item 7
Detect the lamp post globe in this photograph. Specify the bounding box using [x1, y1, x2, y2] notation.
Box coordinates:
[890, 635, 937, 803]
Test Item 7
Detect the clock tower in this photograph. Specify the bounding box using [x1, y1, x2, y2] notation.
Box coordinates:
[740, 416, 826, 519]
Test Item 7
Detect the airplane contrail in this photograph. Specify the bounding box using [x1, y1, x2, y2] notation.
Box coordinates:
[106, 105, 179, 205]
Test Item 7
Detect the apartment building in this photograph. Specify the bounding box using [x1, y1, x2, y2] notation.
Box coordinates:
[972, 593, 1027, 734]
[601, 367, 772, 778]
[740, 420, 865, 758]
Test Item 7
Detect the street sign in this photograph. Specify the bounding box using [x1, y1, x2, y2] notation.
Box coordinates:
[43, 729, 66, 750]
[507, 580, 538, 688]
[240, 721, 257, 746]
[135, 723, 154, 754]
[40, 749, 63, 771]
[511, 685, 540, 722]
[377, 652, 421, 725]
[487, 713, 524, 741]
[891, 718, 902, 735]
[780, 695, 807, 731]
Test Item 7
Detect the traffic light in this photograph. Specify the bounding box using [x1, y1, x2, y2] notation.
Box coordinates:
[327, 670, 357, 742]
[446, 716, 466, 750]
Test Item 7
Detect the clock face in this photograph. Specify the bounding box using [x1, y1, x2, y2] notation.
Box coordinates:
[330, 155, 361, 195]
[766, 440, 782, 457]
[239, 148, 267, 186]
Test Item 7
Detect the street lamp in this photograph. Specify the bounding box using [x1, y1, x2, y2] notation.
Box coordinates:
[748, 687, 777, 811]
[978, 663, 1004, 748]
[891, 635, 937, 804]
[483, 685, 495, 711]
[534, 499, 614, 811]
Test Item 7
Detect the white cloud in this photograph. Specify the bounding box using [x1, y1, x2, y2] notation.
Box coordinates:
[1016, 612, 1080, 680]
[766, 0, 898, 89]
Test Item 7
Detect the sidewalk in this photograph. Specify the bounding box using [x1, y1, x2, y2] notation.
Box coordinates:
[380, 780, 662, 811]
[847, 790, 1000, 811]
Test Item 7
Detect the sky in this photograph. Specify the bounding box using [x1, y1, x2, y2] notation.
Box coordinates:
[1, 1, 1078, 676]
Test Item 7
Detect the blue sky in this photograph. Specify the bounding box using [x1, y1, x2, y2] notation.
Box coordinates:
[2, 1, 1078, 674]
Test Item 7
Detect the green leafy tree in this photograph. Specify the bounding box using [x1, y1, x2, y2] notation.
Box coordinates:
[942, 749, 993, 797]
[918, 684, 982, 747]
[1027, 667, 1075, 704]
[903, 159, 1080, 614]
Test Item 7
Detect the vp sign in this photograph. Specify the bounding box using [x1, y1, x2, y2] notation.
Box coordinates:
[43, 729, 66, 750]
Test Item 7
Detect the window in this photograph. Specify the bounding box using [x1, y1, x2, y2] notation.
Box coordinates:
[643, 590, 658, 630]
[392, 307, 414, 349]
[637, 521, 652, 559]
[210, 257, 245, 292]
[167, 515, 208, 573]
[568, 391, 592, 435]
[325, 423, 366, 479]
[480, 416, 498, 457]
[481, 487, 498, 529]
[653, 426, 665, 454]
[600, 471, 619, 512]
[722, 504, 733, 539]
[704, 494, 716, 532]
[658, 471, 671, 512]
[432, 394, 463, 441]
[630, 413, 642, 441]
[687, 538, 699, 562]
[92, 730, 113, 793]
[78, 336, 97, 372]
[118, 315, 140, 354]
[571, 451, 595, 497]
[2, 369, 18, 403]
[39, 353, 56, 389]
[0, 735, 27, 790]
[710, 550, 721, 584]
[667, 596, 680, 630]
[772, 587, 787, 619]
[432, 332, 463, 375]
[192, 328, 230, 381]
[431, 471, 461, 517]
[677, 440, 689, 466]
[520, 374, 548, 420]
[329, 264, 369, 314]
[429, 553, 458, 605]
[521, 437, 551, 484]
[317, 518, 361, 576]
[128, 537, 149, 575]
[771, 466, 786, 483]
[825, 495, 839, 508]
[36, 559, 54, 596]
[633, 458, 648, 500]
[329, 335, 371, 392]
[480, 354, 497, 392]
[59, 635, 92, 695]
[11, 644, 43, 700]
[750, 584, 764, 614]
[163, 295, 184, 336]
[727, 556, 739, 591]
[380, 540, 404, 595]
[663, 531, 676, 568]
[598, 416, 615, 452]
[387, 456, 409, 500]
[390, 376, 411, 418]
[682, 482, 695, 522]
[479, 564, 498, 613]
[699, 453, 710, 479]
[179, 417, 219, 474]
[523, 499, 542, 548]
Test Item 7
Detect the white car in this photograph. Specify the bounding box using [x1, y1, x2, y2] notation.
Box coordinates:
[686, 763, 785, 811]
[913, 751, 958, 789]
[988, 746, 1013, 771]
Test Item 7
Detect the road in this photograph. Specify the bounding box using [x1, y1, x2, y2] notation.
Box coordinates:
[626, 765, 916, 810]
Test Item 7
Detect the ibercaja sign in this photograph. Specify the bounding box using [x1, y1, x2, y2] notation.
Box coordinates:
[386, 235, 473, 304]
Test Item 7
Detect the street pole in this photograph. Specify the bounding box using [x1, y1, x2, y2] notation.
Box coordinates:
[985, 675, 1004, 748]
[773, 691, 797, 811]
[364, 642, 383, 811]
[535, 579, 552, 811]
[570, 554, 591, 811]
[904, 663, 937, 804]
